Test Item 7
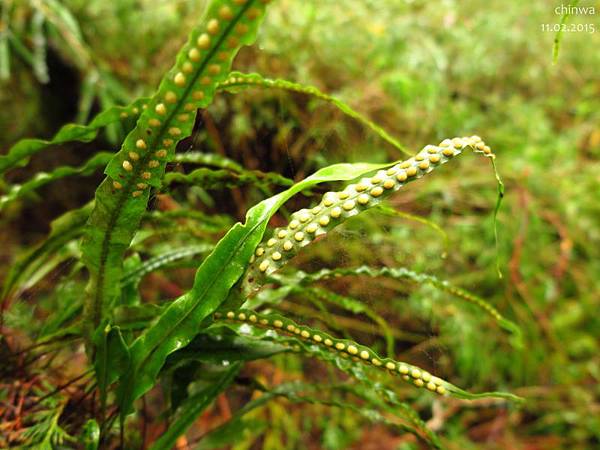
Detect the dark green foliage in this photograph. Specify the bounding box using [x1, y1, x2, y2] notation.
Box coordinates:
[219, 71, 411, 156]
[6, 0, 580, 448]
[2, 202, 93, 303]
[149, 364, 240, 450]
[281, 265, 522, 344]
[0, 152, 112, 211]
[118, 159, 415, 415]
[0, 99, 146, 175]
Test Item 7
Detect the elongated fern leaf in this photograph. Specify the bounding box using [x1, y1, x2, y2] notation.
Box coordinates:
[0, 99, 146, 176]
[80, 0, 272, 340]
[243, 136, 496, 291]
[0, 152, 112, 211]
[219, 71, 411, 156]
[215, 308, 524, 402]
[279, 266, 522, 343]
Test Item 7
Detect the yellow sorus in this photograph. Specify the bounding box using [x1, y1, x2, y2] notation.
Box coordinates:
[319, 216, 330, 226]
[342, 200, 355, 211]
[197, 33, 210, 49]
[174, 72, 186, 86]
[357, 194, 370, 205]
[370, 187, 384, 197]
[188, 48, 200, 61]
[164, 91, 177, 103]
[207, 19, 220, 35]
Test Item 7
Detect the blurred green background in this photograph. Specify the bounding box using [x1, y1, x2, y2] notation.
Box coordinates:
[1, 0, 599, 448]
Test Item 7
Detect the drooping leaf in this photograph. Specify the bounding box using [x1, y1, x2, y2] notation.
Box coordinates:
[254, 278, 396, 357]
[334, 382, 442, 449]
[162, 334, 287, 388]
[287, 266, 522, 345]
[0, 152, 112, 211]
[0, 99, 146, 176]
[553, 0, 580, 64]
[172, 151, 245, 171]
[143, 208, 233, 234]
[243, 136, 498, 292]
[214, 309, 524, 403]
[173, 151, 295, 188]
[162, 166, 293, 191]
[219, 71, 411, 156]
[1, 202, 93, 304]
[197, 381, 439, 449]
[303, 286, 395, 358]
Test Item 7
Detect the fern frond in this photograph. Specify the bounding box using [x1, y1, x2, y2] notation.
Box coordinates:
[279, 266, 522, 343]
[219, 71, 411, 156]
[214, 308, 524, 403]
[244, 136, 495, 291]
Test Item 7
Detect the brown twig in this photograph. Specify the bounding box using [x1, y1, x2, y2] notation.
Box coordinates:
[34, 370, 93, 405]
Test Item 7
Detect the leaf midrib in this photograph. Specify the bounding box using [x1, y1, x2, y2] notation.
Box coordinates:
[90, 1, 255, 330]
